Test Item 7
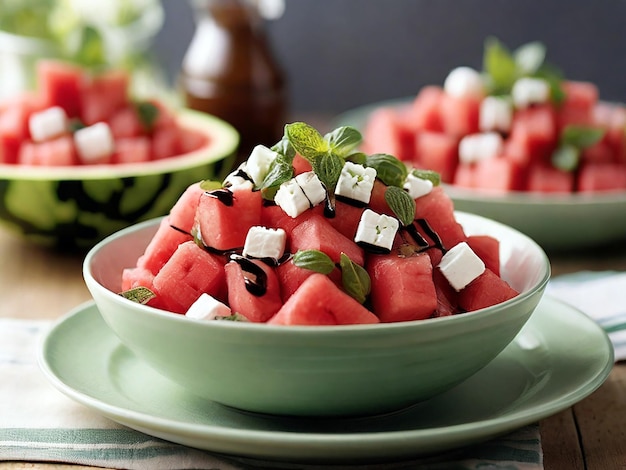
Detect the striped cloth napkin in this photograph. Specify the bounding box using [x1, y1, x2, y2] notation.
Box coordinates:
[0, 318, 543, 470]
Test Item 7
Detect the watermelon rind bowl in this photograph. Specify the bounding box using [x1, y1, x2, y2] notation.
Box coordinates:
[83, 212, 551, 418]
[0, 109, 238, 251]
[335, 98, 626, 252]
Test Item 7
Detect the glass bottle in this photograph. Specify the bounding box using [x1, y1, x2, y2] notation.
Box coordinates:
[180, 0, 288, 162]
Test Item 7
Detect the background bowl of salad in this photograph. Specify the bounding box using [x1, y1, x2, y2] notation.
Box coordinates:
[336, 38, 626, 251]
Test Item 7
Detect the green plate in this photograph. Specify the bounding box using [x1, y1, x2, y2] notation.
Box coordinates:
[38, 296, 613, 463]
[335, 99, 626, 251]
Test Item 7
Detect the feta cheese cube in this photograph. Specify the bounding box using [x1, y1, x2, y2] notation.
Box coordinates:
[294, 171, 326, 206]
[458, 132, 504, 164]
[185, 293, 232, 320]
[74, 122, 115, 163]
[29, 106, 68, 142]
[511, 77, 550, 108]
[443, 66, 485, 100]
[274, 178, 310, 218]
[438, 241, 485, 291]
[479, 96, 513, 133]
[335, 161, 377, 204]
[223, 162, 254, 190]
[243, 226, 287, 260]
[404, 173, 434, 199]
[355, 209, 399, 252]
[246, 144, 279, 187]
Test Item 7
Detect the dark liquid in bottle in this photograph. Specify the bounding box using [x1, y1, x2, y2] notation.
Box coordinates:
[180, 0, 288, 163]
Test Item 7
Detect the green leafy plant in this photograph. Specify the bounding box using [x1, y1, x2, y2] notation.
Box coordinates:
[552, 125, 606, 171]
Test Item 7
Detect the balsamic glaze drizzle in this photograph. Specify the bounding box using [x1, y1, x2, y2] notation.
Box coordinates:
[229, 254, 268, 296]
[205, 188, 235, 206]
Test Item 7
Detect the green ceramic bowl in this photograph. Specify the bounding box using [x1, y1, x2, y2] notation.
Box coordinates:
[0, 109, 238, 251]
[83, 212, 550, 417]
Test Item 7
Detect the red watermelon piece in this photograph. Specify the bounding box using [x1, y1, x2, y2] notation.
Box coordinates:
[414, 131, 458, 183]
[405, 85, 444, 132]
[37, 60, 84, 118]
[363, 107, 414, 161]
[472, 157, 526, 192]
[195, 186, 262, 251]
[290, 214, 364, 266]
[137, 218, 193, 275]
[413, 186, 467, 250]
[457, 269, 518, 312]
[526, 164, 575, 193]
[558, 81, 598, 129]
[466, 235, 500, 276]
[152, 240, 227, 314]
[368, 252, 438, 322]
[80, 70, 130, 125]
[439, 94, 480, 138]
[577, 163, 626, 192]
[108, 105, 144, 139]
[276, 259, 342, 302]
[268, 273, 380, 325]
[113, 137, 151, 164]
[169, 182, 206, 233]
[18, 135, 77, 166]
[507, 105, 558, 165]
[225, 259, 282, 322]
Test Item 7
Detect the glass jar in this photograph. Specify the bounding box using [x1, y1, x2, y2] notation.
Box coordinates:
[180, 0, 288, 161]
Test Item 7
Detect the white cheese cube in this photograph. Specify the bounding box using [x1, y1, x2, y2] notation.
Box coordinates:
[479, 96, 513, 133]
[404, 173, 434, 199]
[458, 132, 504, 164]
[335, 161, 377, 204]
[355, 209, 399, 251]
[243, 226, 287, 260]
[443, 66, 485, 100]
[274, 178, 310, 218]
[246, 144, 279, 187]
[223, 162, 254, 190]
[185, 293, 232, 320]
[29, 106, 68, 142]
[511, 77, 550, 108]
[74, 122, 115, 163]
[438, 241, 485, 291]
[294, 171, 326, 206]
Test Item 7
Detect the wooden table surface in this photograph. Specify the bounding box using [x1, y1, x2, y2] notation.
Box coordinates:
[1, 226, 626, 470]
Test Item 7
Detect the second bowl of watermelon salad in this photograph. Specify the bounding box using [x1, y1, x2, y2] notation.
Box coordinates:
[83, 122, 550, 417]
[0, 60, 239, 250]
[338, 38, 626, 250]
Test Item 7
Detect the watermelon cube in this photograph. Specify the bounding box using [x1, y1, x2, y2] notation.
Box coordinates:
[439, 94, 480, 138]
[290, 214, 364, 266]
[225, 259, 282, 322]
[169, 182, 207, 233]
[577, 163, 626, 192]
[195, 186, 263, 251]
[363, 107, 415, 161]
[507, 105, 558, 165]
[113, 137, 151, 164]
[137, 218, 193, 275]
[151, 127, 184, 160]
[368, 252, 438, 322]
[558, 81, 598, 129]
[80, 70, 130, 125]
[276, 259, 342, 302]
[268, 273, 380, 325]
[526, 164, 575, 193]
[405, 85, 444, 132]
[37, 60, 84, 118]
[413, 186, 467, 250]
[472, 157, 526, 192]
[466, 235, 500, 276]
[108, 105, 144, 139]
[457, 269, 518, 312]
[292, 154, 313, 174]
[414, 131, 458, 183]
[18, 135, 78, 166]
[152, 240, 227, 314]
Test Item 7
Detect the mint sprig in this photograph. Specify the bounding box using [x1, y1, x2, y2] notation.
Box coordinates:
[340, 253, 371, 304]
[324, 126, 362, 158]
[365, 153, 408, 188]
[285, 122, 329, 161]
[411, 169, 441, 186]
[384, 186, 416, 227]
[135, 101, 160, 133]
[551, 125, 606, 172]
[293, 250, 335, 275]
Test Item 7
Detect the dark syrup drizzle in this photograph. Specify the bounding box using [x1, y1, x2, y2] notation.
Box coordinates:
[229, 254, 268, 296]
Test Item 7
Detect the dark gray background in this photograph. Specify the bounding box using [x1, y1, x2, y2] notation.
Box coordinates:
[154, 0, 626, 115]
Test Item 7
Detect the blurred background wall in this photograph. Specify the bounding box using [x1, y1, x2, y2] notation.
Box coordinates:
[155, 0, 626, 115]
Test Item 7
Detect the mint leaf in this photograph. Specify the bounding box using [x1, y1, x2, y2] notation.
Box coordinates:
[293, 250, 335, 275]
[483, 36, 517, 95]
[119, 286, 156, 305]
[346, 151, 367, 165]
[324, 126, 362, 157]
[551, 144, 580, 172]
[384, 186, 416, 227]
[411, 169, 441, 186]
[135, 101, 160, 132]
[534, 64, 566, 105]
[271, 135, 296, 161]
[215, 313, 249, 322]
[561, 125, 605, 149]
[260, 155, 294, 190]
[285, 122, 329, 161]
[200, 180, 222, 191]
[365, 153, 408, 188]
[312, 151, 344, 194]
[340, 253, 371, 304]
[514, 41, 546, 75]
[73, 25, 106, 69]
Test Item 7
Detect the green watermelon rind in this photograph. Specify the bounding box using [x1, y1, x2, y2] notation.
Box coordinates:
[0, 109, 239, 250]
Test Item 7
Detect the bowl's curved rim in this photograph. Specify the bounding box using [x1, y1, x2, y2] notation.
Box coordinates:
[0, 109, 239, 181]
[83, 211, 551, 335]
